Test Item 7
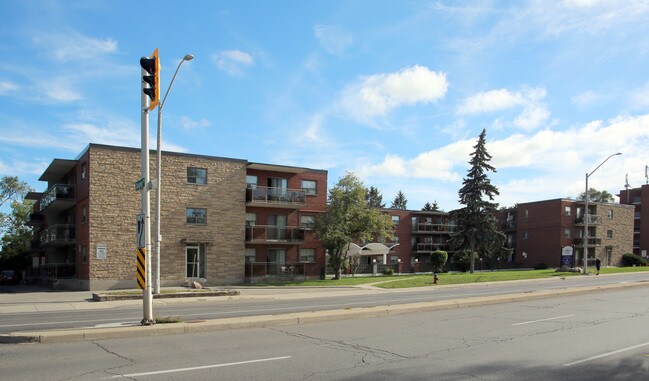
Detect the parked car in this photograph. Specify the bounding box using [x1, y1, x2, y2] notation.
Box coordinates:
[0, 269, 20, 285]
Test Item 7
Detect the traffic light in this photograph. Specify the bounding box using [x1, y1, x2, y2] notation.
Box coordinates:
[140, 48, 160, 110]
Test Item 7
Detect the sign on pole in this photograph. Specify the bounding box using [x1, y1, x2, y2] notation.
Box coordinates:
[136, 213, 145, 249]
[135, 178, 146, 191]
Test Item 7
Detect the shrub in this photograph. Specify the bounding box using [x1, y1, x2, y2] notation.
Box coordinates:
[430, 250, 448, 272]
[533, 263, 548, 270]
[621, 253, 648, 267]
[383, 268, 394, 275]
[453, 249, 476, 272]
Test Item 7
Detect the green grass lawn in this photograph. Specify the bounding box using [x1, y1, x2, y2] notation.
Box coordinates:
[248, 266, 649, 289]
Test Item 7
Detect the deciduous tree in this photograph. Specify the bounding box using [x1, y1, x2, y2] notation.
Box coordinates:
[315, 173, 394, 280]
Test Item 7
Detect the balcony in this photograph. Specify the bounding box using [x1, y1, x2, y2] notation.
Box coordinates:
[35, 263, 76, 279]
[412, 223, 456, 234]
[26, 212, 44, 226]
[39, 184, 75, 214]
[574, 215, 600, 225]
[246, 186, 306, 209]
[573, 237, 602, 247]
[245, 225, 305, 244]
[413, 242, 449, 252]
[39, 224, 75, 247]
[501, 221, 517, 231]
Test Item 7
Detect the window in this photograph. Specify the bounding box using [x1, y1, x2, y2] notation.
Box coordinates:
[186, 208, 207, 224]
[245, 248, 256, 263]
[80, 245, 87, 263]
[299, 248, 315, 262]
[564, 206, 571, 216]
[523, 210, 529, 218]
[607, 230, 613, 239]
[245, 213, 257, 227]
[607, 210, 613, 219]
[186, 245, 205, 278]
[301, 180, 317, 195]
[81, 206, 87, 224]
[268, 248, 286, 264]
[392, 215, 400, 225]
[187, 167, 207, 184]
[246, 175, 257, 188]
[81, 162, 87, 181]
[300, 215, 316, 229]
[564, 228, 572, 238]
[523, 231, 528, 239]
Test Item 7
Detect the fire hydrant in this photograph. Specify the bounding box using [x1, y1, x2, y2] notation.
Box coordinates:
[433, 272, 439, 284]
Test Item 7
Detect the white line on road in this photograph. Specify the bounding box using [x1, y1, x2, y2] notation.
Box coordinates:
[562, 342, 649, 367]
[104, 355, 292, 379]
[512, 315, 574, 326]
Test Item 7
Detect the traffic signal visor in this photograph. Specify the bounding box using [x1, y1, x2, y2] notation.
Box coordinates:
[140, 48, 160, 110]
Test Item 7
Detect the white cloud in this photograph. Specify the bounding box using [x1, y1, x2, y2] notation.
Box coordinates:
[0, 81, 19, 95]
[33, 32, 117, 62]
[211, 50, 254, 76]
[457, 88, 525, 114]
[571, 90, 604, 107]
[178, 116, 210, 130]
[337, 65, 448, 124]
[40, 77, 82, 102]
[314, 25, 353, 55]
[457, 87, 550, 131]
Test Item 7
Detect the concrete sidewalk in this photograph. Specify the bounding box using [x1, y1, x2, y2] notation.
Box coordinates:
[1, 279, 648, 344]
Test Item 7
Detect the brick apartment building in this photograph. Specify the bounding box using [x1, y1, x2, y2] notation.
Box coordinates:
[377, 209, 456, 272]
[26, 144, 327, 290]
[618, 184, 649, 258]
[496, 199, 634, 269]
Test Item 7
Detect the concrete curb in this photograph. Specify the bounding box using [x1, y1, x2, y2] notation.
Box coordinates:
[2, 281, 646, 344]
[91, 289, 239, 301]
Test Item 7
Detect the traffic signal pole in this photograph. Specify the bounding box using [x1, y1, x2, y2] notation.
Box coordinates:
[140, 66, 154, 325]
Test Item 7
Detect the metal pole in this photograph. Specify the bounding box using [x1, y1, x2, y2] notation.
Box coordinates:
[582, 152, 622, 275]
[153, 54, 193, 295]
[141, 67, 154, 324]
[583, 173, 589, 274]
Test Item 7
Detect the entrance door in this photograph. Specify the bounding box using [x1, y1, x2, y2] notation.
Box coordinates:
[186, 245, 205, 278]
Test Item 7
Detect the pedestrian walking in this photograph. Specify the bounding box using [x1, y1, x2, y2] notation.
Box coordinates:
[595, 257, 601, 275]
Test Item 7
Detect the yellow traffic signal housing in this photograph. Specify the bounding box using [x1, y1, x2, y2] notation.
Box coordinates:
[140, 48, 160, 111]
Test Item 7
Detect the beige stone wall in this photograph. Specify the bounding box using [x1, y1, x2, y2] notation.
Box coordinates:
[596, 203, 634, 266]
[87, 145, 246, 290]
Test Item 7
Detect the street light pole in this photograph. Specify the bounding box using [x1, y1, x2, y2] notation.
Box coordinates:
[153, 53, 194, 294]
[583, 152, 622, 275]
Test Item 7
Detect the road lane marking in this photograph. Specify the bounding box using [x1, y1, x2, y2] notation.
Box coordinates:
[104, 356, 292, 379]
[512, 315, 574, 326]
[562, 342, 649, 366]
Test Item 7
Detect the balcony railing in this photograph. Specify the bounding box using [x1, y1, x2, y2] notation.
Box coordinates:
[245, 262, 320, 281]
[501, 221, 517, 230]
[35, 263, 76, 279]
[574, 215, 600, 225]
[413, 242, 449, 252]
[39, 224, 75, 246]
[246, 186, 306, 208]
[39, 184, 75, 213]
[573, 237, 602, 246]
[245, 225, 305, 244]
[411, 223, 456, 233]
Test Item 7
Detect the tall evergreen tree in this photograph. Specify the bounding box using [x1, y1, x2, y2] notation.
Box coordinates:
[422, 201, 439, 211]
[450, 128, 504, 273]
[390, 190, 408, 210]
[365, 186, 386, 208]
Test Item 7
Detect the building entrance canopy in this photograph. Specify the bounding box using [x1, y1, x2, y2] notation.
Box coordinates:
[345, 242, 400, 264]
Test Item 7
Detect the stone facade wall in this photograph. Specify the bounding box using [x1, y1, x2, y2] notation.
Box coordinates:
[596, 203, 634, 266]
[87, 145, 247, 290]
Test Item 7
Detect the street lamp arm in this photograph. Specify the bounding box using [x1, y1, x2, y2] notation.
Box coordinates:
[587, 152, 622, 178]
[159, 54, 194, 111]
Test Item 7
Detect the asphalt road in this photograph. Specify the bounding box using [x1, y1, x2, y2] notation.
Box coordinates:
[1, 272, 647, 333]
[2, 286, 648, 380]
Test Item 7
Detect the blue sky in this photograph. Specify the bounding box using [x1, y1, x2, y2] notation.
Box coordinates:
[1, 0, 648, 212]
